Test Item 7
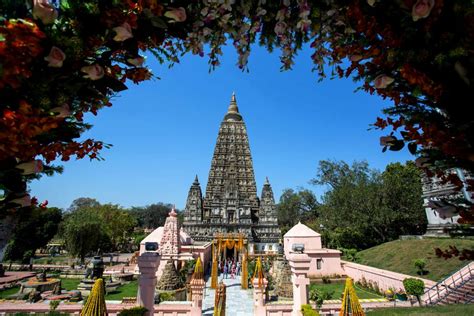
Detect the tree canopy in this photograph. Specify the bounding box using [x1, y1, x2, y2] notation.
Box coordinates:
[306, 160, 426, 250]
[129, 202, 175, 229]
[1, 0, 473, 259]
[277, 188, 320, 234]
[60, 199, 136, 262]
[4, 206, 62, 263]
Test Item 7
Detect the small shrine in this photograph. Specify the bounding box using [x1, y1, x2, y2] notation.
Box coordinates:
[284, 222, 344, 278]
[138, 207, 212, 281]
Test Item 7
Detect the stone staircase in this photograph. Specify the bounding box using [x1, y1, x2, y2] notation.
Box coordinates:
[423, 261, 474, 305]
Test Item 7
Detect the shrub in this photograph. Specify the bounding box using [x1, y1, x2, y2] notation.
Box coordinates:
[158, 292, 175, 302]
[49, 300, 60, 311]
[339, 248, 360, 262]
[117, 307, 148, 316]
[373, 282, 381, 295]
[309, 288, 334, 308]
[321, 276, 331, 284]
[301, 304, 319, 316]
[413, 259, 426, 275]
[403, 278, 425, 306]
[367, 280, 374, 291]
[360, 276, 368, 289]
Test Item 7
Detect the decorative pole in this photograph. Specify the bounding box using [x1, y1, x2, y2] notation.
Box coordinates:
[80, 278, 107, 316]
[214, 281, 227, 316]
[190, 257, 205, 311]
[241, 250, 248, 289]
[252, 257, 268, 315]
[340, 278, 365, 316]
[211, 241, 218, 289]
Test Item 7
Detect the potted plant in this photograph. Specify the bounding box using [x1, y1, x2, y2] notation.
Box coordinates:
[395, 288, 408, 301]
[384, 288, 395, 301]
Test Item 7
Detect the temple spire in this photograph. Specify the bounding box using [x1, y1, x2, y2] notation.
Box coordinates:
[224, 92, 242, 121]
[193, 174, 199, 185]
[228, 92, 239, 113]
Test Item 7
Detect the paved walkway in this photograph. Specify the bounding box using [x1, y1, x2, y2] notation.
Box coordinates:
[202, 275, 254, 316]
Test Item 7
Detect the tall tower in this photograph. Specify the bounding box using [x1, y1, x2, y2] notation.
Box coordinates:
[183, 93, 281, 253]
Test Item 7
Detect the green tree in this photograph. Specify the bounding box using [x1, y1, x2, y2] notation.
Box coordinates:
[96, 204, 136, 251]
[129, 203, 174, 229]
[403, 278, 425, 306]
[4, 207, 62, 263]
[277, 189, 319, 233]
[413, 259, 427, 275]
[68, 197, 100, 213]
[310, 160, 426, 250]
[60, 208, 107, 264]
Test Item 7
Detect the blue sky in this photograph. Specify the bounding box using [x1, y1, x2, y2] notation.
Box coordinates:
[30, 43, 412, 210]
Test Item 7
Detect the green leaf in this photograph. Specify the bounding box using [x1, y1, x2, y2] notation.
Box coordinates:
[0, 33, 5, 42]
[60, 0, 71, 10]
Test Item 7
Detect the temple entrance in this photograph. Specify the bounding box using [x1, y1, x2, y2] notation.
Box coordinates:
[210, 233, 248, 290]
[203, 232, 253, 316]
[224, 247, 235, 262]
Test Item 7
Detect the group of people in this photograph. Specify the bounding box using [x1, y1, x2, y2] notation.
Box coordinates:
[218, 259, 241, 279]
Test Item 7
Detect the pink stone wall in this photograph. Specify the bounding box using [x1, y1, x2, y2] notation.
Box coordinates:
[306, 252, 345, 277]
[0, 302, 197, 316]
[283, 236, 322, 258]
[264, 303, 293, 316]
[341, 260, 435, 292]
[181, 243, 212, 271]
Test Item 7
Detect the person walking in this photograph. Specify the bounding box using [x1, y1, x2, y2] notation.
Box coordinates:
[223, 263, 228, 279]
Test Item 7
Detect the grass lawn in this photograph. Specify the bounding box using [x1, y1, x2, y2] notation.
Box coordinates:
[0, 286, 20, 299]
[60, 278, 81, 291]
[309, 282, 382, 300]
[33, 255, 72, 265]
[366, 304, 474, 315]
[357, 238, 474, 281]
[105, 280, 138, 300]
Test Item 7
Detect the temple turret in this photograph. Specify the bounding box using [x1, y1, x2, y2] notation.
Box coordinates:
[159, 206, 181, 255]
[183, 175, 203, 223]
[260, 177, 278, 223]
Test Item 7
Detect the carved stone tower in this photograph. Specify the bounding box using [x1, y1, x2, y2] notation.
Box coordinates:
[184, 175, 203, 223]
[183, 93, 281, 253]
[160, 207, 180, 255]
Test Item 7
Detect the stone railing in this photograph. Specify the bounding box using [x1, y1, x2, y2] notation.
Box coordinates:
[341, 260, 435, 293]
[0, 302, 195, 316]
[422, 261, 474, 305]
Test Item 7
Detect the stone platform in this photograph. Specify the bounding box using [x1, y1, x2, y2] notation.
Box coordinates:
[0, 272, 35, 289]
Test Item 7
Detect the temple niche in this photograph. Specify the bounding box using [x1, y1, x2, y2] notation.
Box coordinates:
[182, 93, 281, 254]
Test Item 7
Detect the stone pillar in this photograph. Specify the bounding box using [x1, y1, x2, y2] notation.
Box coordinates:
[190, 278, 205, 309]
[252, 277, 268, 316]
[287, 253, 311, 316]
[137, 252, 161, 316]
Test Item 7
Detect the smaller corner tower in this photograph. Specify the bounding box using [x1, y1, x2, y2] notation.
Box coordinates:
[183, 175, 203, 224]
